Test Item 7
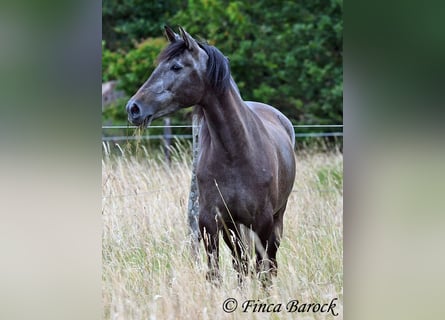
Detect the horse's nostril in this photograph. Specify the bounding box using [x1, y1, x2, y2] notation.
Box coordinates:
[130, 103, 140, 116]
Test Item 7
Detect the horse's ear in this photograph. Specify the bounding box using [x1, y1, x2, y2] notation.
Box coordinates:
[179, 26, 198, 51]
[164, 25, 180, 43]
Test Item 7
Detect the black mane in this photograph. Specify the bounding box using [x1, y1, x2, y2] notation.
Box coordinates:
[158, 40, 231, 96]
[157, 40, 187, 62]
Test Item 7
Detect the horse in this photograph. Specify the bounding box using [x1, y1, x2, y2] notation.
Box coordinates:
[126, 26, 296, 285]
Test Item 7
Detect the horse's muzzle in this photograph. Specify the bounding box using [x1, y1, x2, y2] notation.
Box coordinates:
[126, 99, 153, 127]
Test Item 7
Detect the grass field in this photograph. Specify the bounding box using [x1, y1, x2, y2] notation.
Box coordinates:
[102, 143, 343, 319]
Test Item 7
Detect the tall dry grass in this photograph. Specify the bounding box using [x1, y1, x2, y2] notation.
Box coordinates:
[102, 143, 343, 319]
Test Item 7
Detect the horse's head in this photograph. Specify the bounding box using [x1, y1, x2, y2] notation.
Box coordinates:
[126, 26, 209, 127]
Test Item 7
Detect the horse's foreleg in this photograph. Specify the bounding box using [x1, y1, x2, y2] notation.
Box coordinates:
[199, 214, 220, 283]
[222, 225, 249, 286]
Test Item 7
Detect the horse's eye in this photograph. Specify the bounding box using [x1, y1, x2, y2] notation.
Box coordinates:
[171, 64, 183, 72]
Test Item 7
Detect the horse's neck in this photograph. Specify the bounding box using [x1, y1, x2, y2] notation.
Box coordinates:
[199, 86, 257, 158]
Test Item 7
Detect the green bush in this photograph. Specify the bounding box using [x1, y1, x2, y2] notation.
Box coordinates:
[102, 97, 129, 124]
[103, 37, 167, 95]
[102, 0, 180, 51]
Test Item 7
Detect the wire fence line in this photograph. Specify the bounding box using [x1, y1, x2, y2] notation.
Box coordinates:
[102, 135, 193, 142]
[102, 124, 343, 141]
[102, 132, 343, 142]
[102, 124, 344, 129]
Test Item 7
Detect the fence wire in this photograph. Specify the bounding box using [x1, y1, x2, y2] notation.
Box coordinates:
[102, 124, 343, 140]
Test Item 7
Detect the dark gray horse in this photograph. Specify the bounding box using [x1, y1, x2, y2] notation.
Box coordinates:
[126, 26, 296, 284]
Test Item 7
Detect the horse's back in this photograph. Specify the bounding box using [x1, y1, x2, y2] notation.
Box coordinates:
[245, 101, 295, 147]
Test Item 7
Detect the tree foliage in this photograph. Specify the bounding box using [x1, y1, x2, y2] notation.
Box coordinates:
[102, 0, 343, 125]
[103, 38, 167, 94]
[102, 0, 180, 51]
